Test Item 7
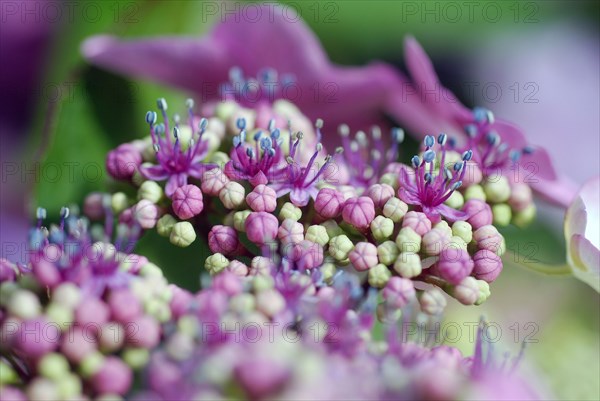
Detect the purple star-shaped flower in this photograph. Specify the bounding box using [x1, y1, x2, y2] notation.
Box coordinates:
[81, 5, 399, 146]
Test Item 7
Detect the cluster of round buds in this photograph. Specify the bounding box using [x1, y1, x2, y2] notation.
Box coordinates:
[0, 250, 177, 399]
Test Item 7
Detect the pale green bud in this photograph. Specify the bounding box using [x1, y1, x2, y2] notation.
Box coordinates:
[464, 184, 486, 201]
[8, 289, 41, 319]
[319, 263, 337, 284]
[512, 203, 536, 228]
[371, 216, 394, 241]
[111, 192, 128, 214]
[279, 202, 302, 221]
[157, 214, 177, 237]
[377, 241, 399, 266]
[475, 280, 491, 305]
[27, 378, 58, 401]
[45, 303, 73, 328]
[382, 197, 408, 222]
[322, 219, 344, 238]
[252, 274, 275, 292]
[39, 353, 70, 380]
[380, 173, 399, 190]
[393, 252, 422, 278]
[139, 262, 163, 277]
[205, 253, 229, 275]
[451, 276, 480, 305]
[492, 203, 512, 226]
[230, 294, 256, 313]
[131, 167, 147, 186]
[451, 221, 473, 243]
[137, 180, 163, 203]
[79, 352, 105, 378]
[0, 360, 18, 385]
[448, 235, 468, 250]
[328, 235, 354, 260]
[495, 236, 506, 257]
[0, 282, 18, 307]
[215, 100, 239, 122]
[484, 176, 511, 203]
[209, 151, 230, 166]
[219, 181, 245, 209]
[56, 374, 82, 399]
[256, 289, 286, 317]
[444, 190, 464, 209]
[52, 283, 80, 309]
[419, 288, 447, 315]
[368, 264, 392, 288]
[233, 210, 251, 231]
[170, 221, 197, 247]
[305, 225, 329, 246]
[434, 220, 452, 236]
[377, 303, 402, 323]
[395, 227, 421, 253]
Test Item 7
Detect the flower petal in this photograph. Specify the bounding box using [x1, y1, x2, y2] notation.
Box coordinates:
[165, 173, 188, 197]
[140, 164, 169, 181]
[568, 234, 600, 292]
[437, 204, 469, 222]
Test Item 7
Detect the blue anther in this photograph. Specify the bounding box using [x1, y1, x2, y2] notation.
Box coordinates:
[486, 131, 500, 146]
[199, 118, 208, 130]
[509, 149, 521, 162]
[36, 207, 47, 220]
[411, 155, 421, 168]
[270, 128, 280, 140]
[145, 111, 157, 125]
[462, 150, 473, 161]
[157, 98, 168, 111]
[155, 123, 166, 136]
[260, 136, 273, 150]
[253, 131, 263, 141]
[246, 147, 255, 158]
[453, 161, 463, 171]
[424, 135, 435, 148]
[267, 148, 276, 157]
[423, 150, 436, 163]
[465, 124, 477, 138]
[452, 181, 463, 190]
[185, 98, 194, 109]
[437, 133, 447, 145]
[523, 146, 535, 155]
[424, 172, 433, 183]
[236, 117, 246, 130]
[392, 128, 405, 143]
[232, 136, 241, 148]
[473, 107, 488, 122]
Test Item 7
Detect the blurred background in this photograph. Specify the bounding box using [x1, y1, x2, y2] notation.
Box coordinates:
[1, 1, 598, 399]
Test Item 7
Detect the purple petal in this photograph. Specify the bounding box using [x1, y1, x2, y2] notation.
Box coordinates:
[437, 204, 469, 222]
[289, 188, 311, 207]
[140, 164, 169, 181]
[165, 173, 188, 197]
[569, 234, 600, 292]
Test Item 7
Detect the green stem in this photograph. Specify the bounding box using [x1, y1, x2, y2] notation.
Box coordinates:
[505, 251, 572, 276]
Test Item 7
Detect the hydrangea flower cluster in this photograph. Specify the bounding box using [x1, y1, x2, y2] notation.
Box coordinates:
[0, 211, 179, 399]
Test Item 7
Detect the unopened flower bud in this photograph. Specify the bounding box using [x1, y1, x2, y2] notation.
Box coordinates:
[278, 219, 304, 245]
[383, 277, 415, 308]
[291, 241, 324, 270]
[463, 199, 492, 229]
[512, 203, 536, 228]
[492, 203, 512, 226]
[256, 289, 286, 317]
[201, 168, 230, 196]
[227, 260, 249, 276]
[402, 211, 431, 235]
[437, 248, 474, 285]
[342, 197, 376, 229]
[157, 214, 177, 237]
[172, 184, 204, 219]
[368, 264, 392, 288]
[349, 242, 378, 272]
[393, 252, 422, 278]
[447, 236, 468, 251]
[420, 288, 447, 315]
[473, 249, 503, 282]
[106, 144, 141, 180]
[508, 182, 533, 212]
[451, 221, 473, 243]
[246, 184, 277, 212]
[322, 219, 343, 237]
[395, 227, 421, 253]
[422, 228, 450, 256]
[83, 192, 105, 220]
[370, 216, 394, 241]
[38, 353, 70, 380]
[380, 173, 400, 189]
[452, 276, 479, 305]
[219, 181, 245, 209]
[366, 184, 395, 208]
[319, 263, 337, 284]
[377, 241, 399, 266]
[245, 212, 279, 245]
[279, 202, 302, 221]
[134, 200, 159, 229]
[314, 188, 345, 218]
[169, 222, 196, 247]
[464, 185, 486, 202]
[7, 289, 40, 319]
[475, 280, 491, 305]
[233, 210, 251, 231]
[328, 235, 354, 260]
[484, 176, 511, 203]
[305, 225, 329, 246]
[250, 256, 275, 276]
[138, 180, 163, 203]
[208, 225, 239, 255]
[205, 253, 229, 275]
[383, 197, 408, 222]
[111, 192, 128, 214]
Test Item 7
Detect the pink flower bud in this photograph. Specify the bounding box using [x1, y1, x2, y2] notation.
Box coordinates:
[422, 228, 450, 256]
[461, 161, 483, 186]
[453, 277, 480, 305]
[108, 289, 141, 323]
[169, 285, 193, 318]
[291, 240, 324, 270]
[474, 225, 504, 253]
[126, 315, 160, 348]
[246, 184, 277, 212]
[201, 168, 230, 196]
[342, 196, 376, 229]
[133, 200, 159, 229]
[172, 184, 203, 220]
[15, 318, 60, 358]
[228, 260, 249, 276]
[383, 277, 415, 308]
[314, 188, 345, 219]
[84, 192, 105, 220]
[75, 298, 110, 328]
[106, 144, 141, 180]
[277, 218, 304, 245]
[0, 387, 26, 401]
[437, 248, 474, 285]
[234, 359, 291, 401]
[402, 211, 432, 236]
[366, 184, 395, 208]
[61, 327, 97, 363]
[212, 271, 243, 295]
[31, 259, 61, 288]
[463, 199, 492, 229]
[250, 256, 275, 276]
[91, 356, 132, 395]
[208, 225, 240, 255]
[473, 249, 503, 282]
[348, 242, 378, 272]
[509, 182, 533, 212]
[245, 212, 278, 245]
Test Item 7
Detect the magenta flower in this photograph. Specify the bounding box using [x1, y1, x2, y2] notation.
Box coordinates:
[140, 99, 215, 197]
[224, 120, 285, 186]
[268, 133, 343, 207]
[398, 134, 471, 222]
[386, 37, 569, 206]
[81, 5, 399, 143]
